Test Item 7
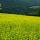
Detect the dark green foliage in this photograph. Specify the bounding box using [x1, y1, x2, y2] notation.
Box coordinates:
[33, 7, 40, 16]
[0, 6, 32, 15]
[36, 7, 40, 16]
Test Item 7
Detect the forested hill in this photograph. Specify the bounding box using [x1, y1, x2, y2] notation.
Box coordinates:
[32, 0, 40, 6]
[19, 0, 32, 2]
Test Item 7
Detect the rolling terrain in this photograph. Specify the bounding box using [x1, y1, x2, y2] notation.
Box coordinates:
[0, 13, 40, 40]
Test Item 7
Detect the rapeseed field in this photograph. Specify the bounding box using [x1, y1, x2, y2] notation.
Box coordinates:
[0, 13, 40, 40]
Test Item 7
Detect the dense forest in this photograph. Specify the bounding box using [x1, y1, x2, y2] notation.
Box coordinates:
[0, 0, 32, 13]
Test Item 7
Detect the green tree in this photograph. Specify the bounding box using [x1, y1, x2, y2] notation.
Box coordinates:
[36, 7, 40, 16]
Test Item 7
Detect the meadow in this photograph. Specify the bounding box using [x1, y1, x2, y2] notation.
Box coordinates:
[0, 13, 40, 40]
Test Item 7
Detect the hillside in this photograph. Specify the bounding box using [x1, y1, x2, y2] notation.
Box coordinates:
[0, 13, 40, 40]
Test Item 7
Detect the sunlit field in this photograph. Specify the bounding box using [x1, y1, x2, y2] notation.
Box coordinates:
[0, 13, 40, 40]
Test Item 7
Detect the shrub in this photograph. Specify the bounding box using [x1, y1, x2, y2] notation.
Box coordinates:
[33, 7, 40, 16]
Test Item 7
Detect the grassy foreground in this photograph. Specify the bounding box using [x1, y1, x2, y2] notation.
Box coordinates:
[0, 13, 40, 40]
